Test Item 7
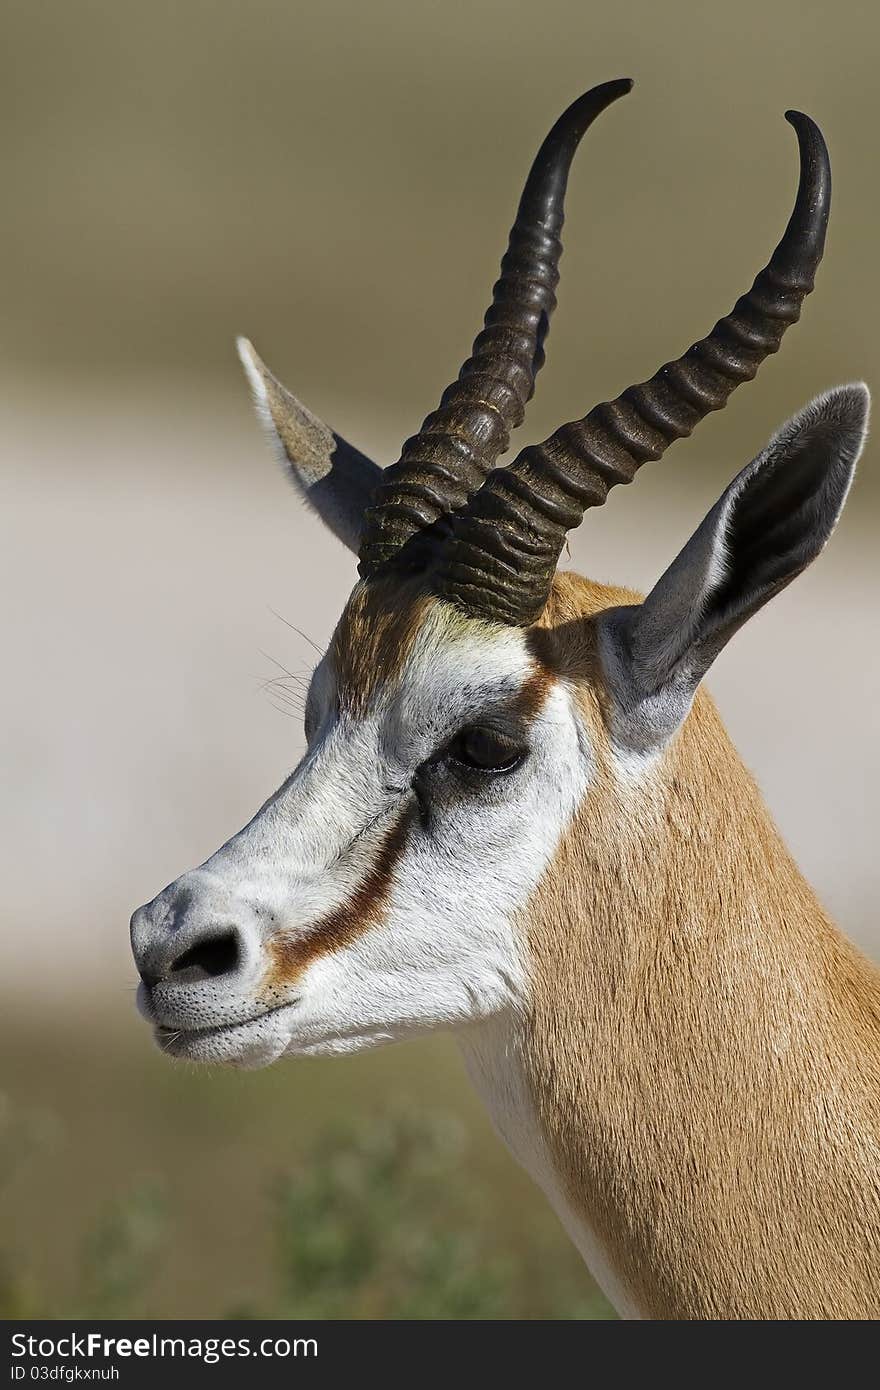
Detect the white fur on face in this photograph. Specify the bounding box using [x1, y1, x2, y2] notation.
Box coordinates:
[133, 601, 591, 1067]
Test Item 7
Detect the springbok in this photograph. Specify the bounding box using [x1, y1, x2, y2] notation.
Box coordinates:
[131, 81, 880, 1319]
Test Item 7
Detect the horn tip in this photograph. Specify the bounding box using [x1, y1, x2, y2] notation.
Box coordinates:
[596, 76, 634, 101]
[782, 109, 830, 202]
[784, 108, 821, 139]
[551, 77, 633, 142]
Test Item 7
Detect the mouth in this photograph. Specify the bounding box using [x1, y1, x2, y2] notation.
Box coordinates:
[152, 1001, 298, 1069]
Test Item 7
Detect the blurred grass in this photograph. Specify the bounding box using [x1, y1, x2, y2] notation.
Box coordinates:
[0, 1016, 611, 1320]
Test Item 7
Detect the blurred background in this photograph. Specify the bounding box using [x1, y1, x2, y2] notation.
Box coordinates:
[1, 0, 878, 1318]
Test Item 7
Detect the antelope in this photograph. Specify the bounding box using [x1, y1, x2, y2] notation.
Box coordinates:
[130, 80, 880, 1320]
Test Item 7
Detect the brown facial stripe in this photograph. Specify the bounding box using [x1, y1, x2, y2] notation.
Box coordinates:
[264, 806, 414, 991]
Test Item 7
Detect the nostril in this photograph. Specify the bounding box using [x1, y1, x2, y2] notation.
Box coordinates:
[167, 929, 240, 984]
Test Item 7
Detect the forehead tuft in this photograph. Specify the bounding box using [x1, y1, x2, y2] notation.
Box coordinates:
[330, 576, 437, 716]
[327, 568, 641, 721]
[330, 576, 551, 717]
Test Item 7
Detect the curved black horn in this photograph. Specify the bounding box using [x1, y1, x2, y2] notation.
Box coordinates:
[436, 111, 831, 626]
[357, 79, 633, 577]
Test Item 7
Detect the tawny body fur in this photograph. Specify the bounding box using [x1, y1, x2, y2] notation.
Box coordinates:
[522, 573, 880, 1318]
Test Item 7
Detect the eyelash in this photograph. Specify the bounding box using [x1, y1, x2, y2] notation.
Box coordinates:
[444, 725, 527, 774]
[303, 705, 528, 784]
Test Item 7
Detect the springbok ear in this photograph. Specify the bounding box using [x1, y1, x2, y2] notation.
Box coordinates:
[236, 337, 383, 554]
[599, 384, 870, 752]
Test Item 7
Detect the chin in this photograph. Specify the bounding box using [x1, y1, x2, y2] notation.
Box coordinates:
[284, 1028, 402, 1059]
[152, 1009, 295, 1070]
[279, 1001, 454, 1059]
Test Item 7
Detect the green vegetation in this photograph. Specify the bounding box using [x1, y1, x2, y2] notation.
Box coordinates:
[0, 1025, 613, 1321]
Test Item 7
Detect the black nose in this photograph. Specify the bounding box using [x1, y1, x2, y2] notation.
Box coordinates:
[138, 926, 240, 988]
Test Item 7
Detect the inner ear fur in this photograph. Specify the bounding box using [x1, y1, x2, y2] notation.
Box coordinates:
[597, 383, 870, 753]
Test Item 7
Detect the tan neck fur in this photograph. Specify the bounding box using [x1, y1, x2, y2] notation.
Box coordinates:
[523, 573, 880, 1319]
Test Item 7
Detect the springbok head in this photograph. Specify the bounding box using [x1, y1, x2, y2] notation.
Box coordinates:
[131, 81, 868, 1068]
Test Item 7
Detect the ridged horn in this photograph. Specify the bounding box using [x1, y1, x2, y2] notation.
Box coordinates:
[436, 110, 831, 626]
[357, 78, 634, 577]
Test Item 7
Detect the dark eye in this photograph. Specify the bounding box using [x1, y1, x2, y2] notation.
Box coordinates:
[447, 726, 526, 773]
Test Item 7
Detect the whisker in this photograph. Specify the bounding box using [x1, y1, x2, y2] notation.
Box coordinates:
[258, 649, 300, 680]
[260, 676, 307, 702]
[268, 607, 323, 655]
[268, 697, 304, 721]
[272, 696, 306, 716]
[257, 673, 307, 696]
